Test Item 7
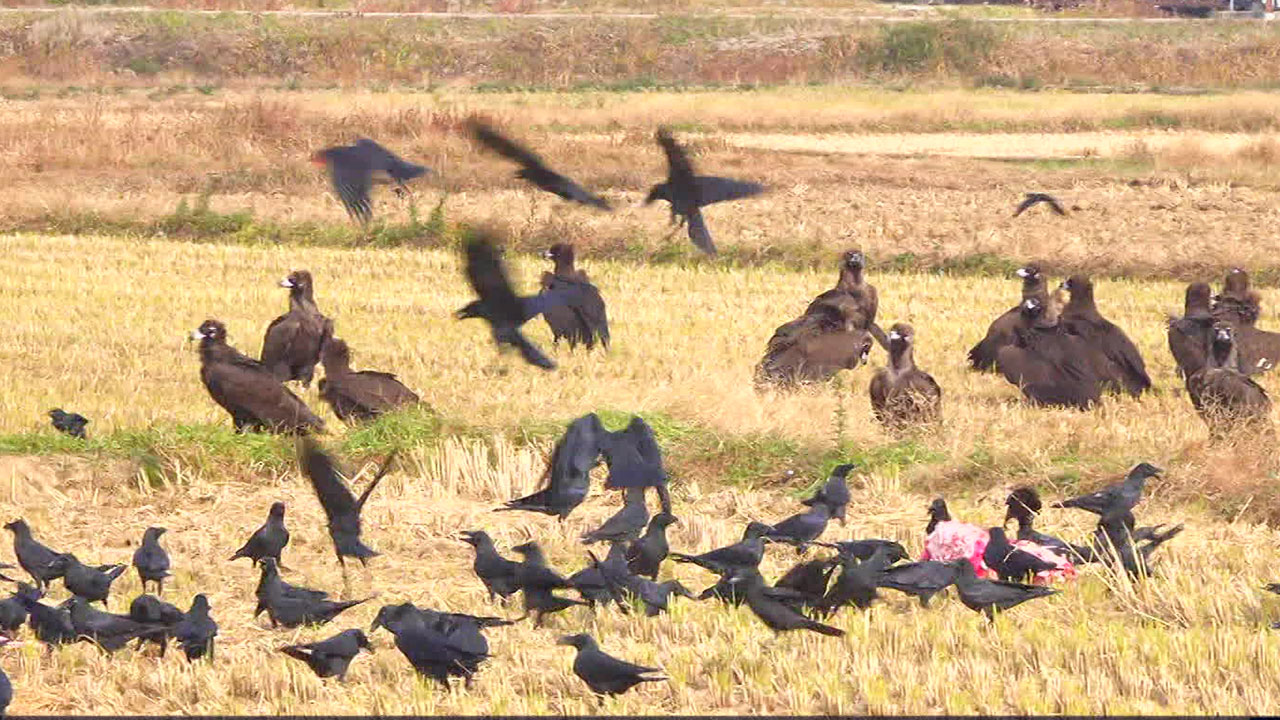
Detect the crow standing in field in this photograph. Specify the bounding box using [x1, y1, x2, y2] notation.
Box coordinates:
[296, 438, 396, 575]
[5, 519, 66, 591]
[870, 323, 942, 429]
[370, 603, 492, 689]
[192, 320, 326, 434]
[468, 118, 610, 210]
[312, 137, 431, 224]
[1187, 324, 1272, 439]
[1053, 462, 1161, 521]
[802, 464, 854, 526]
[173, 593, 218, 661]
[128, 593, 183, 654]
[540, 243, 610, 351]
[0, 584, 31, 634]
[1013, 192, 1066, 217]
[460, 530, 521, 603]
[949, 558, 1058, 621]
[20, 586, 77, 647]
[764, 502, 832, 551]
[66, 597, 169, 653]
[876, 560, 959, 607]
[511, 541, 588, 627]
[626, 512, 678, 580]
[318, 337, 420, 424]
[820, 544, 900, 616]
[559, 633, 667, 697]
[255, 558, 366, 629]
[456, 232, 586, 370]
[500, 413, 605, 519]
[261, 270, 333, 388]
[48, 409, 88, 439]
[581, 486, 649, 545]
[230, 502, 291, 567]
[650, 127, 763, 256]
[280, 628, 372, 681]
[969, 264, 1052, 372]
[729, 567, 844, 637]
[58, 554, 127, 609]
[1168, 282, 1217, 381]
[1059, 275, 1151, 397]
[982, 527, 1059, 583]
[132, 527, 170, 596]
[671, 522, 772, 575]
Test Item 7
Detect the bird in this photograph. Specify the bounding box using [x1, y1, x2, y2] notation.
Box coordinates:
[467, 118, 609, 210]
[460, 530, 521, 603]
[1059, 275, 1151, 397]
[764, 502, 832, 551]
[1168, 282, 1217, 381]
[1187, 324, 1272, 439]
[1013, 192, 1066, 217]
[982, 527, 1060, 583]
[629, 578, 696, 617]
[191, 319, 326, 434]
[539, 243, 610, 351]
[625, 512, 678, 580]
[558, 633, 667, 697]
[0, 584, 30, 634]
[173, 593, 218, 661]
[229, 501, 290, 567]
[729, 568, 844, 637]
[969, 264, 1051, 372]
[280, 628, 372, 681]
[869, 323, 942, 429]
[20, 587, 77, 647]
[876, 560, 959, 607]
[949, 558, 1058, 621]
[774, 557, 837, 610]
[818, 539, 909, 563]
[995, 297, 1102, 410]
[651, 127, 761, 255]
[802, 464, 854, 526]
[456, 231, 586, 370]
[820, 545, 898, 616]
[311, 137, 430, 224]
[1212, 267, 1262, 329]
[1054, 462, 1161, 522]
[370, 603, 491, 689]
[1091, 515, 1184, 579]
[260, 270, 333, 388]
[598, 416, 670, 509]
[318, 337, 419, 424]
[66, 597, 169, 653]
[1003, 487, 1090, 564]
[255, 559, 366, 629]
[47, 408, 88, 439]
[499, 413, 605, 520]
[132, 527, 170, 595]
[296, 437, 396, 573]
[581, 487, 649, 546]
[671, 522, 772, 575]
[0, 637, 11, 716]
[58, 554, 127, 609]
[511, 542, 588, 627]
[921, 498, 991, 578]
[127, 593, 183, 654]
[5, 519, 67, 591]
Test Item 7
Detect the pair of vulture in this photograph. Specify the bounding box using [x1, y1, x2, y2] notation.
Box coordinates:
[193, 271, 419, 433]
[970, 266, 1151, 410]
[754, 250, 940, 428]
[312, 122, 764, 256]
[1168, 269, 1275, 438]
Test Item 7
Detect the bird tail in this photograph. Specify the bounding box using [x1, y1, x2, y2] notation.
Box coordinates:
[279, 646, 311, 661]
[803, 618, 845, 637]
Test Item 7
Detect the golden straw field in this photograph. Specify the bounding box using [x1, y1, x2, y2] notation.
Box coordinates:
[1, 12, 1280, 710]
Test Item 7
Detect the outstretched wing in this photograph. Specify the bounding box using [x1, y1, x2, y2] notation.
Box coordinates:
[694, 176, 764, 206]
[297, 437, 358, 522]
[686, 207, 715, 255]
[463, 234, 524, 327]
[468, 119, 547, 173]
[324, 147, 373, 223]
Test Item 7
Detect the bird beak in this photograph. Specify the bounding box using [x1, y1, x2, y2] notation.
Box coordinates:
[1015, 267, 1031, 278]
[188, 330, 204, 342]
[279, 278, 294, 288]
[888, 331, 902, 341]
[1058, 280, 1071, 291]
[542, 250, 554, 260]
[555, 636, 574, 646]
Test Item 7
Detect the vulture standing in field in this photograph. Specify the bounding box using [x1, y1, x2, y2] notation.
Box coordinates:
[869, 323, 942, 429]
[754, 249, 885, 389]
[261, 270, 333, 388]
[311, 137, 431, 225]
[192, 320, 325, 434]
[1186, 324, 1272, 439]
[318, 337, 420, 424]
[467, 118, 610, 210]
[995, 298, 1102, 411]
[1058, 275, 1151, 397]
[968, 264, 1051, 372]
[651, 127, 764, 256]
[1167, 282, 1217, 381]
[1213, 268, 1280, 375]
[539, 243, 610, 351]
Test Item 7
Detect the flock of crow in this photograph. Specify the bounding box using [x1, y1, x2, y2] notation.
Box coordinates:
[9, 117, 1279, 714]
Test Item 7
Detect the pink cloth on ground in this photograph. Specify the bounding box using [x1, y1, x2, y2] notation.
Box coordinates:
[1010, 539, 1077, 585]
[920, 520, 995, 579]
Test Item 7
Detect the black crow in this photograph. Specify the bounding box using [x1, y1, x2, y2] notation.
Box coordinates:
[949, 558, 1058, 621]
[17, 585, 76, 647]
[192, 320, 325, 434]
[173, 593, 217, 661]
[802, 464, 854, 526]
[0, 584, 30, 634]
[461, 530, 521, 603]
[1168, 282, 1216, 381]
[625, 512, 678, 580]
[318, 337, 419, 424]
[59, 554, 126, 609]
[1013, 192, 1066, 217]
[581, 486, 649, 545]
[877, 560, 958, 607]
[558, 633, 666, 697]
[468, 118, 610, 210]
[1059, 275, 1151, 397]
[630, 578, 695, 617]
[5, 519, 65, 591]
[296, 437, 396, 572]
[229, 502, 290, 567]
[370, 602, 492, 689]
[1003, 487, 1090, 563]
[540, 243, 610, 351]
[764, 502, 831, 551]
[132, 527, 170, 595]
[1054, 462, 1161, 520]
[256, 559, 366, 629]
[511, 542, 588, 627]
[261, 270, 332, 388]
[820, 545, 897, 616]
[774, 557, 836, 609]
[983, 527, 1059, 583]
[729, 568, 844, 637]
[499, 413, 605, 519]
[969, 264, 1051, 372]
[671, 522, 771, 575]
[312, 138, 430, 224]
[869, 322, 942, 428]
[652, 128, 762, 255]
[280, 628, 372, 681]
[128, 593, 182, 654]
[600, 416, 670, 510]
[48, 408, 88, 439]
[456, 232, 585, 370]
[644, 176, 764, 227]
[1187, 324, 1272, 439]
[66, 597, 169, 652]
[819, 539, 908, 563]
